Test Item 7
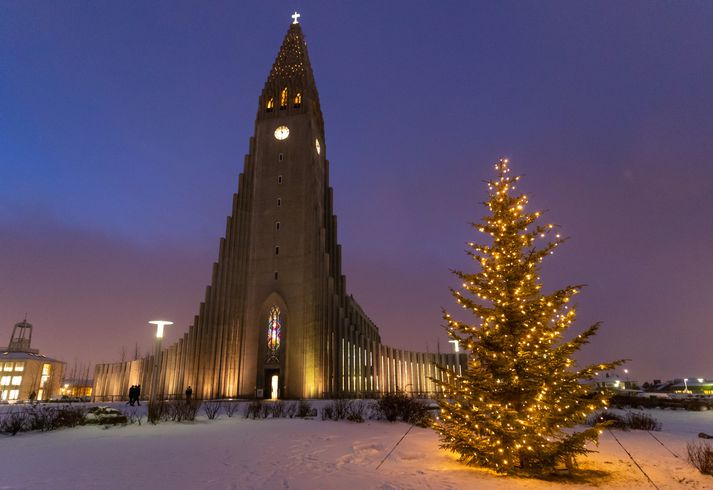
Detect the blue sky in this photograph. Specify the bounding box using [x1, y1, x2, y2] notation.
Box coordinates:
[1, 1, 712, 380]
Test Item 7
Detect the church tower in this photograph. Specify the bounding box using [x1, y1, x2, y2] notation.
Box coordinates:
[93, 17, 465, 402]
[242, 19, 330, 399]
[179, 18, 345, 400]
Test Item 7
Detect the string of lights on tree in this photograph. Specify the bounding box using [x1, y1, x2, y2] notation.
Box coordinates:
[433, 158, 624, 475]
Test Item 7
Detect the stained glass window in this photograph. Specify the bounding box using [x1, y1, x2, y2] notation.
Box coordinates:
[267, 306, 281, 362]
[266, 97, 274, 111]
[293, 92, 302, 107]
[280, 87, 288, 109]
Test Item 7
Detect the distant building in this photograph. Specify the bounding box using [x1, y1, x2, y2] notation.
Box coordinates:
[656, 378, 713, 395]
[0, 320, 64, 402]
[60, 378, 93, 399]
[588, 371, 639, 392]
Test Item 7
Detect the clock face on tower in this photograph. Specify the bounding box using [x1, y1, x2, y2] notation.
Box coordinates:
[274, 126, 289, 140]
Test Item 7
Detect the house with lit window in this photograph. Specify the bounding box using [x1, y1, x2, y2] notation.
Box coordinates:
[1, 320, 64, 402]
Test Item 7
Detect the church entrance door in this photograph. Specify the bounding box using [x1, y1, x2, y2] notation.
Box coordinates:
[264, 368, 280, 399]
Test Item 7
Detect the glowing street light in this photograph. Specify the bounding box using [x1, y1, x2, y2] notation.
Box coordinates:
[698, 378, 704, 383]
[448, 340, 461, 374]
[148, 320, 172, 403]
[683, 378, 689, 394]
[149, 320, 173, 339]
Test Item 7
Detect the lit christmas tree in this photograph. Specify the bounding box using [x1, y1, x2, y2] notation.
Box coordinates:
[434, 158, 623, 475]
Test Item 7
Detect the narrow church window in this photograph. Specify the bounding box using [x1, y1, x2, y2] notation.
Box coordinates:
[267, 305, 281, 362]
[276, 221, 280, 231]
[266, 97, 274, 112]
[277, 198, 281, 207]
[277, 175, 282, 184]
[275, 246, 279, 255]
[280, 87, 288, 109]
[274, 271, 278, 280]
[293, 92, 302, 107]
[278, 153, 284, 161]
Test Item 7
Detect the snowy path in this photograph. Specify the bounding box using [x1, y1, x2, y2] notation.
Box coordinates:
[0, 408, 711, 489]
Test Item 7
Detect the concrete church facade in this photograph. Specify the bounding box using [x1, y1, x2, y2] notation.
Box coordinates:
[93, 20, 466, 401]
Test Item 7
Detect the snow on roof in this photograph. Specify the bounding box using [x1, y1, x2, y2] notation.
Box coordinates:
[0, 351, 63, 363]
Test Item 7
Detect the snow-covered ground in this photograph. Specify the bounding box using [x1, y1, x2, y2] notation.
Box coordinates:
[1, 404, 712, 489]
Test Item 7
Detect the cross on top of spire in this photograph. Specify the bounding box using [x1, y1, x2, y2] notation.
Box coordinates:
[291, 11, 301, 24]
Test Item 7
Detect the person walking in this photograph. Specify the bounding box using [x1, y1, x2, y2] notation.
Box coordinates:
[135, 385, 141, 405]
[127, 385, 135, 406]
[185, 386, 192, 404]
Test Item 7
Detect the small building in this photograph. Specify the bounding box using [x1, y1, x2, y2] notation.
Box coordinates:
[588, 371, 639, 393]
[60, 378, 93, 399]
[0, 320, 64, 402]
[660, 378, 713, 395]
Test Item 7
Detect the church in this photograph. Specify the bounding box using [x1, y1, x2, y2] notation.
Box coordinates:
[93, 16, 466, 401]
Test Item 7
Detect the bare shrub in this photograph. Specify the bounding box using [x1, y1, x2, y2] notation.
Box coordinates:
[587, 410, 661, 431]
[27, 405, 59, 431]
[271, 401, 286, 418]
[123, 406, 142, 425]
[587, 410, 627, 430]
[56, 405, 87, 427]
[0, 408, 28, 435]
[183, 401, 200, 421]
[244, 400, 262, 419]
[297, 400, 314, 418]
[332, 399, 351, 420]
[165, 401, 200, 422]
[319, 400, 366, 422]
[374, 392, 432, 426]
[626, 411, 661, 431]
[320, 405, 334, 421]
[284, 402, 297, 418]
[147, 401, 164, 424]
[259, 402, 271, 419]
[346, 400, 366, 423]
[203, 401, 222, 420]
[320, 400, 346, 421]
[9, 404, 90, 431]
[688, 441, 713, 475]
[162, 402, 177, 421]
[224, 402, 240, 418]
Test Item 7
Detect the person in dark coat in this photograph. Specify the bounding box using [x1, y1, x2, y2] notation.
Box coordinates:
[127, 385, 135, 406]
[135, 385, 141, 406]
[185, 386, 193, 404]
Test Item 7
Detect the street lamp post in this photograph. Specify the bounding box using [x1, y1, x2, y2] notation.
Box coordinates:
[148, 320, 173, 403]
[448, 340, 461, 376]
[683, 378, 689, 394]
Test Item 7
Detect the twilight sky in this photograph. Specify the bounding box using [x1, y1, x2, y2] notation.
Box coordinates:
[1, 1, 711, 381]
